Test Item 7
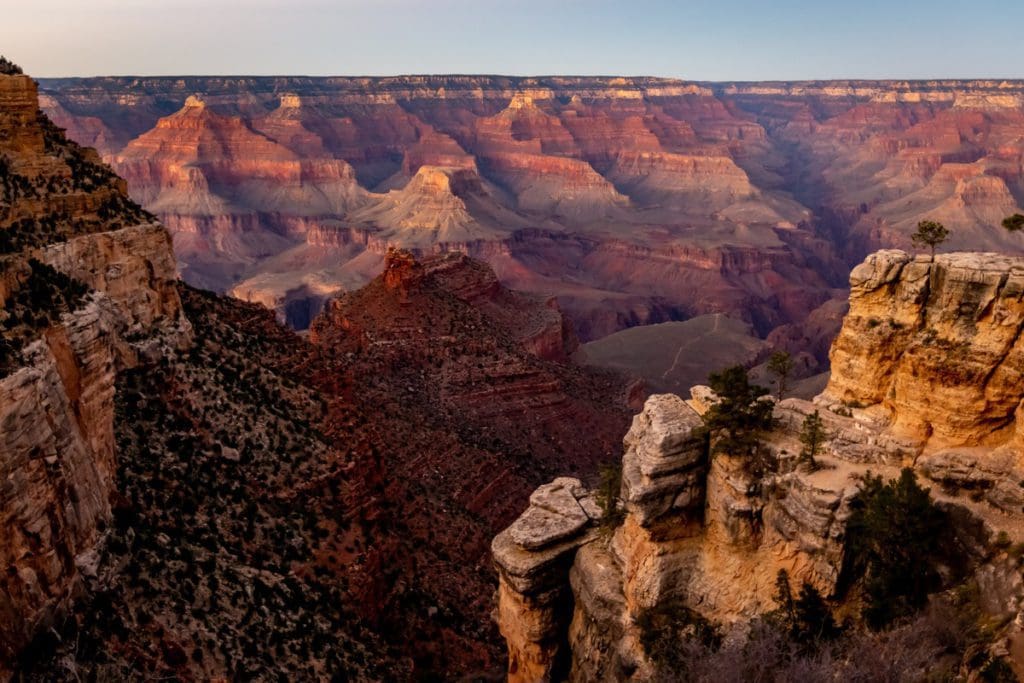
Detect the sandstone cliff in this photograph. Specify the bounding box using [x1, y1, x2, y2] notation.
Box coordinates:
[0, 70, 189, 676]
[493, 393, 864, 681]
[824, 250, 1024, 447]
[494, 249, 1024, 681]
[822, 249, 1024, 512]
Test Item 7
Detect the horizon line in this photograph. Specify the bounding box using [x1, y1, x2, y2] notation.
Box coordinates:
[31, 73, 1024, 84]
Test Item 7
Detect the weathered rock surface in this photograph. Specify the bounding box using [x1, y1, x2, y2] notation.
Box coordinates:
[493, 391, 866, 681]
[492, 477, 599, 683]
[0, 71, 188, 677]
[0, 299, 120, 671]
[824, 250, 1024, 461]
[494, 249, 1024, 681]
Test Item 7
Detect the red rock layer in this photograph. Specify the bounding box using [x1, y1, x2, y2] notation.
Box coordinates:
[38, 76, 1024, 348]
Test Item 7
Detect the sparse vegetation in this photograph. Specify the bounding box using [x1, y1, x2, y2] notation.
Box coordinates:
[702, 365, 775, 461]
[766, 350, 794, 401]
[596, 460, 624, 533]
[0, 259, 90, 376]
[798, 410, 826, 471]
[652, 594, 1005, 682]
[843, 468, 949, 629]
[0, 56, 22, 75]
[16, 284, 390, 680]
[1003, 213, 1024, 233]
[0, 113, 153, 254]
[911, 219, 949, 260]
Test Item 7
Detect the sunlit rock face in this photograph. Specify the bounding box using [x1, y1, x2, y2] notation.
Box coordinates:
[493, 247, 1024, 681]
[824, 249, 1024, 450]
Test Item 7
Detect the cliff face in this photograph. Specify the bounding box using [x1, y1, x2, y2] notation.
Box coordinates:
[38, 75, 1024, 348]
[822, 249, 1024, 511]
[493, 393, 863, 681]
[824, 250, 1024, 448]
[494, 249, 1024, 681]
[0, 71, 189, 676]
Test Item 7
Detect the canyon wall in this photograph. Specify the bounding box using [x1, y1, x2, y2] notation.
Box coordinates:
[494, 248, 1024, 681]
[0, 72, 189, 676]
[39, 75, 1024, 345]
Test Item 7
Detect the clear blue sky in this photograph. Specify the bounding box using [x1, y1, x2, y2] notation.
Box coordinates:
[6, 0, 1024, 80]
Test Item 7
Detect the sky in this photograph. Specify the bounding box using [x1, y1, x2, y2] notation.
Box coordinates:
[4, 0, 1024, 80]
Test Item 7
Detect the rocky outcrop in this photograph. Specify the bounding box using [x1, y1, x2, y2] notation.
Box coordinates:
[819, 249, 1024, 511]
[493, 249, 1024, 681]
[823, 250, 1024, 450]
[491, 478, 601, 683]
[0, 69, 189, 677]
[0, 298, 122, 672]
[493, 391, 870, 681]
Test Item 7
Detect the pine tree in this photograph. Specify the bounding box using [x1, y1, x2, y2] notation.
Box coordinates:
[703, 365, 775, 459]
[773, 568, 795, 620]
[845, 468, 947, 629]
[799, 410, 826, 470]
[767, 350, 794, 400]
[793, 582, 839, 642]
[595, 461, 624, 532]
[911, 220, 949, 261]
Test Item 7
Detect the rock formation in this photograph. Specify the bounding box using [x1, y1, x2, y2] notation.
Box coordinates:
[33, 75, 883, 342]
[3, 65, 635, 680]
[0, 71, 189, 677]
[494, 248, 1024, 681]
[822, 249, 1024, 511]
[39, 76, 1024, 346]
[493, 392, 867, 681]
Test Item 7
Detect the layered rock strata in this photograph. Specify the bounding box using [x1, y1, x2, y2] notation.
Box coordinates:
[824, 249, 1024, 449]
[493, 392, 868, 681]
[822, 249, 1024, 511]
[0, 70, 189, 676]
[495, 249, 1024, 681]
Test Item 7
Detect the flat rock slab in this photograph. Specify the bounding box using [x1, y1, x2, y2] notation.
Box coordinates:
[512, 479, 589, 550]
